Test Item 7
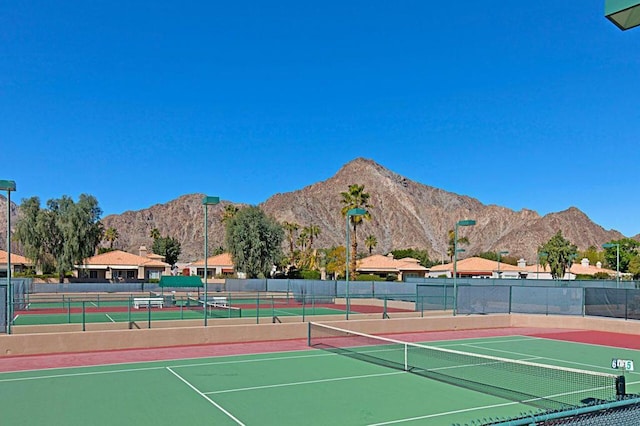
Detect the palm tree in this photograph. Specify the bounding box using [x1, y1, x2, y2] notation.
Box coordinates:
[340, 184, 373, 277]
[103, 227, 119, 249]
[297, 229, 310, 252]
[364, 234, 377, 254]
[149, 228, 161, 241]
[446, 229, 470, 262]
[282, 221, 300, 262]
[305, 224, 321, 248]
[221, 204, 239, 223]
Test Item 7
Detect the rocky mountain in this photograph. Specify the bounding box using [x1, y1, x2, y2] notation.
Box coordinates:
[1, 158, 630, 263]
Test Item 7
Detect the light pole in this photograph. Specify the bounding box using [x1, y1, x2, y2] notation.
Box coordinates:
[603, 243, 620, 288]
[345, 207, 366, 320]
[0, 180, 16, 334]
[497, 250, 509, 279]
[536, 251, 548, 280]
[453, 219, 475, 316]
[202, 196, 219, 326]
[605, 0, 640, 31]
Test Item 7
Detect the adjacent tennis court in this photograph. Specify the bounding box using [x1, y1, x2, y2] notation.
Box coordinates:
[2, 326, 639, 425]
[12, 293, 413, 326]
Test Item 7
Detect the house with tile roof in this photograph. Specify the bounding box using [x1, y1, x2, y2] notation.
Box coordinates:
[428, 257, 525, 279]
[356, 254, 428, 281]
[0, 250, 33, 278]
[188, 253, 235, 282]
[75, 246, 170, 282]
[428, 256, 619, 280]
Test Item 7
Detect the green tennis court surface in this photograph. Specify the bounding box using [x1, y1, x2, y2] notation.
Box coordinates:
[2, 333, 639, 425]
[14, 294, 402, 326]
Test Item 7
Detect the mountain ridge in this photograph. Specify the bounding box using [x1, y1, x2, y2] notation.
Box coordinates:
[1, 158, 635, 262]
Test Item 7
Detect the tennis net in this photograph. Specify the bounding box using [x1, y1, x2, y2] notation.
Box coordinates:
[308, 322, 626, 411]
[187, 297, 242, 318]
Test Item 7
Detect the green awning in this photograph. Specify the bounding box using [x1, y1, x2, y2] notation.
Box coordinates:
[159, 275, 203, 288]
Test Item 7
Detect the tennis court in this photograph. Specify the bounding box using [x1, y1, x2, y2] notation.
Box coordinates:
[12, 293, 413, 326]
[2, 325, 639, 425]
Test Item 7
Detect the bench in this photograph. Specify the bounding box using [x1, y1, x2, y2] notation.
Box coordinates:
[210, 297, 228, 308]
[133, 297, 164, 309]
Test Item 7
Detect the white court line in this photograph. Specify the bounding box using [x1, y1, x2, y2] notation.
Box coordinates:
[0, 365, 165, 383]
[460, 342, 640, 375]
[205, 371, 404, 395]
[0, 351, 336, 381]
[105, 314, 115, 323]
[90, 302, 98, 307]
[166, 367, 245, 426]
[367, 400, 521, 426]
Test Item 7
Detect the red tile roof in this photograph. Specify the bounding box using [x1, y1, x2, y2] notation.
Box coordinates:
[0, 250, 32, 265]
[429, 257, 521, 273]
[80, 250, 169, 268]
[190, 253, 234, 267]
[357, 254, 428, 272]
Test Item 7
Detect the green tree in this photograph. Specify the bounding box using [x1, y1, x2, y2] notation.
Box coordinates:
[15, 195, 103, 282]
[221, 204, 239, 223]
[324, 246, 346, 280]
[476, 251, 498, 261]
[103, 227, 119, 249]
[151, 235, 182, 267]
[539, 231, 578, 280]
[390, 248, 434, 268]
[579, 245, 604, 266]
[447, 229, 470, 262]
[305, 224, 320, 247]
[149, 228, 161, 240]
[281, 221, 299, 264]
[225, 206, 284, 278]
[602, 238, 640, 273]
[628, 255, 640, 279]
[340, 184, 372, 277]
[364, 234, 377, 254]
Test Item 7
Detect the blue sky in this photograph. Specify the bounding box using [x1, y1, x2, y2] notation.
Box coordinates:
[2, 1, 639, 236]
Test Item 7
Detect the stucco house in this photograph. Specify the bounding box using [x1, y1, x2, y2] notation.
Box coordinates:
[428, 256, 618, 280]
[428, 257, 524, 279]
[356, 254, 428, 281]
[188, 253, 235, 281]
[0, 250, 33, 278]
[75, 246, 170, 282]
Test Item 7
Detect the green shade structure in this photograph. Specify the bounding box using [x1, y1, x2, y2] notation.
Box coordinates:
[202, 195, 220, 326]
[602, 243, 620, 288]
[0, 180, 16, 334]
[606, 0, 640, 30]
[453, 219, 475, 316]
[345, 208, 367, 319]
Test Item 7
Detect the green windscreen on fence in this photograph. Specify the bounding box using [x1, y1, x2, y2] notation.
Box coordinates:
[159, 276, 203, 288]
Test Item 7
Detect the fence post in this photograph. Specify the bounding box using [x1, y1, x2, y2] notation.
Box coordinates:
[82, 301, 86, 332]
[256, 293, 260, 324]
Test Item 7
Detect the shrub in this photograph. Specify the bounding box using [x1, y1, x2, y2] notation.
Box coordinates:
[356, 274, 384, 281]
[300, 270, 321, 280]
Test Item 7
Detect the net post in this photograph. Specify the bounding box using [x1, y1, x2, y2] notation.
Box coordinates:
[307, 322, 311, 346]
[616, 375, 626, 398]
[82, 301, 86, 332]
[67, 297, 71, 323]
[147, 299, 151, 329]
[404, 343, 408, 371]
[127, 295, 132, 325]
